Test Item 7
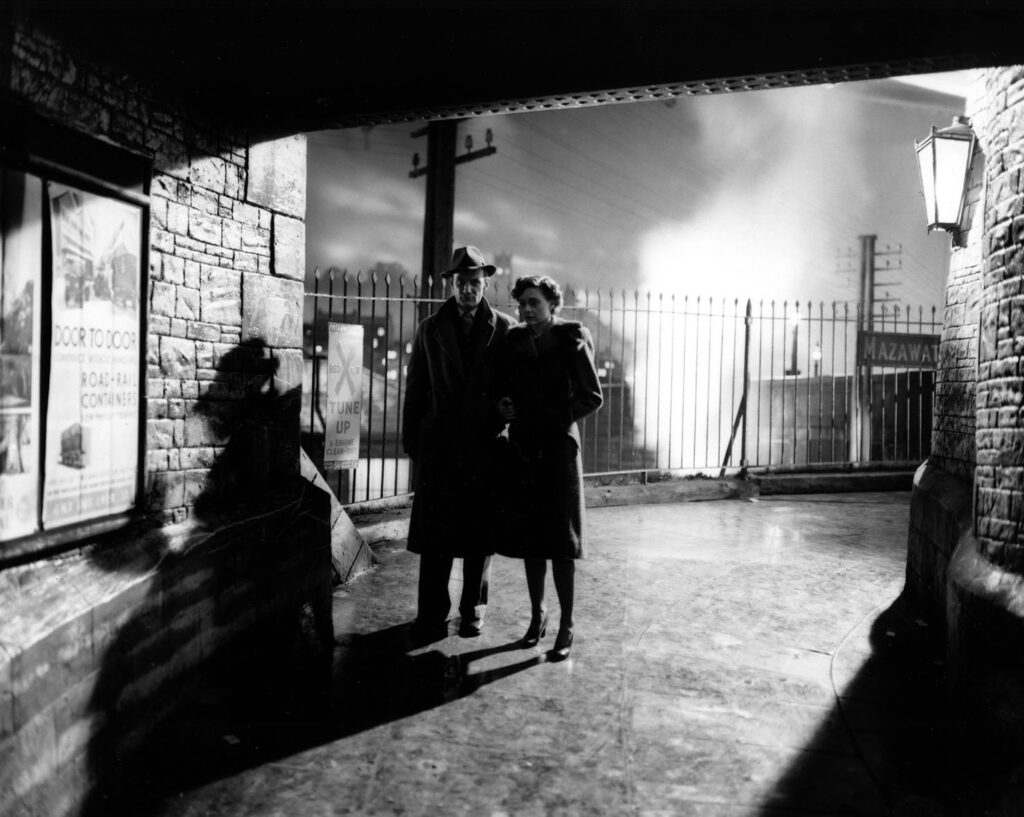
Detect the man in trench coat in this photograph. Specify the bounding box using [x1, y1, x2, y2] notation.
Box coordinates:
[402, 246, 516, 643]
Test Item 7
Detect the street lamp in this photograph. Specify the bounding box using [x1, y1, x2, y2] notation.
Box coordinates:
[812, 344, 822, 377]
[915, 115, 976, 241]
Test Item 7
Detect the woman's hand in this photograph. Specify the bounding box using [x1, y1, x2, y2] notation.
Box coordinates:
[497, 396, 517, 421]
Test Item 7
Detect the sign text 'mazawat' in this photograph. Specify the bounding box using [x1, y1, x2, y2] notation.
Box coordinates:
[859, 331, 940, 369]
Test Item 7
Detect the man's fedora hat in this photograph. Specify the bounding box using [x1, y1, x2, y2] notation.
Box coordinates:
[441, 245, 497, 277]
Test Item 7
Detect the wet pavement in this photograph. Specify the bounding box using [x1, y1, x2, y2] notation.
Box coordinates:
[144, 492, 993, 816]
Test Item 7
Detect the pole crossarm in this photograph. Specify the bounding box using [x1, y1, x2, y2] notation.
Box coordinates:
[410, 145, 497, 177]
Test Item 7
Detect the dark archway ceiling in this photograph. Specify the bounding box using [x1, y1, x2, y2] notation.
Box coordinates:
[26, 0, 1024, 137]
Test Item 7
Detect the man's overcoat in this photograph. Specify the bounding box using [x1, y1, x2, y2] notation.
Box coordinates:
[402, 297, 515, 556]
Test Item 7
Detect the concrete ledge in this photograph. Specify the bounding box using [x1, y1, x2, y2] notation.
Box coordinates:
[584, 476, 755, 507]
[349, 508, 411, 549]
[752, 470, 915, 495]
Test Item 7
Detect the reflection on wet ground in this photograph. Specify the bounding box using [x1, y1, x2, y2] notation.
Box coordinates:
[142, 492, 1011, 816]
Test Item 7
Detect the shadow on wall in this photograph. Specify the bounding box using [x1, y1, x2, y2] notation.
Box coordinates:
[81, 338, 334, 816]
[757, 590, 1024, 816]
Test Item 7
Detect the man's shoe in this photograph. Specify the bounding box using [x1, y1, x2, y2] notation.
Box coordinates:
[408, 619, 447, 647]
[458, 618, 483, 638]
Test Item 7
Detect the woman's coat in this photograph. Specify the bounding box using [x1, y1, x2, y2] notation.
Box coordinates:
[496, 319, 603, 559]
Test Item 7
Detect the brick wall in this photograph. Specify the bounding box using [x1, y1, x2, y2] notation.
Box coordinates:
[975, 66, 1024, 572]
[1, 20, 332, 817]
[906, 66, 1024, 741]
[928, 74, 989, 481]
[905, 74, 988, 618]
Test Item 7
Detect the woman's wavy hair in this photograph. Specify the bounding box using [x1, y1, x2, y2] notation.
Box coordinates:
[511, 275, 563, 313]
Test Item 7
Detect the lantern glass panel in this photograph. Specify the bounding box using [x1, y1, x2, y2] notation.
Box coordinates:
[934, 136, 972, 225]
[916, 140, 937, 225]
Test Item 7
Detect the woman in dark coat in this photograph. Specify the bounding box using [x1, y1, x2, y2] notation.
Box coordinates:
[496, 275, 603, 660]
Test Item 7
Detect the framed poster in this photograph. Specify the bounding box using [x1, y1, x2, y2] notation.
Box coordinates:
[42, 183, 141, 527]
[0, 171, 43, 540]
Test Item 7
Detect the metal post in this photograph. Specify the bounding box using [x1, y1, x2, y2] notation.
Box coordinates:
[788, 319, 799, 375]
[858, 234, 876, 461]
[741, 298, 752, 467]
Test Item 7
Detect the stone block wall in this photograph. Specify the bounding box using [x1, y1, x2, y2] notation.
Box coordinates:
[0, 501, 331, 817]
[929, 74, 989, 482]
[975, 67, 1024, 572]
[1, 19, 333, 817]
[906, 73, 987, 623]
[906, 66, 1024, 761]
[11, 21, 308, 525]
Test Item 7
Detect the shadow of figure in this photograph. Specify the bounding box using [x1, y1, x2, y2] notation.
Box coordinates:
[82, 338, 334, 816]
[82, 337, 542, 816]
[756, 589, 1024, 816]
[172, 623, 549, 785]
[330, 626, 546, 739]
[163, 624, 550, 796]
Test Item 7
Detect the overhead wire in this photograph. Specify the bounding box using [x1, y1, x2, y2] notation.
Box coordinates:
[312, 95, 948, 312]
[459, 162, 646, 239]
[510, 114, 712, 219]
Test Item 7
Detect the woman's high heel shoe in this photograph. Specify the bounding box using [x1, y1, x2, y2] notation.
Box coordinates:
[551, 626, 573, 661]
[522, 613, 548, 647]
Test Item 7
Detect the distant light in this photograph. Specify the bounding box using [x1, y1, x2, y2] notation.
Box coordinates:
[386, 350, 398, 360]
[372, 338, 379, 349]
[314, 344, 323, 354]
[386, 370, 398, 381]
[405, 342, 413, 354]
[376, 327, 385, 337]
[597, 367, 608, 378]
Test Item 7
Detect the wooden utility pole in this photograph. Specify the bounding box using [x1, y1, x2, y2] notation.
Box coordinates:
[411, 121, 497, 322]
[414, 120, 458, 320]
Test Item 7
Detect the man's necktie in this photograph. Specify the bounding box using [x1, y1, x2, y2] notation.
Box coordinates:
[461, 310, 474, 337]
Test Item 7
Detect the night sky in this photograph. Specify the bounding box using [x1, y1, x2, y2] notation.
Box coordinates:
[306, 71, 971, 315]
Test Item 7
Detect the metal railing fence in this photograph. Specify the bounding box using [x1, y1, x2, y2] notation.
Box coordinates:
[303, 268, 939, 504]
